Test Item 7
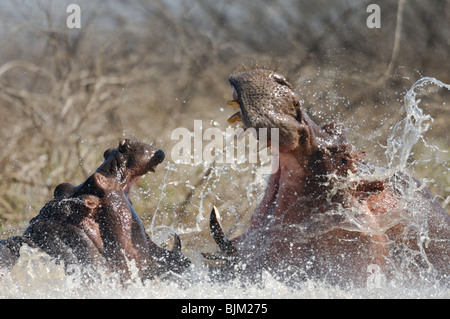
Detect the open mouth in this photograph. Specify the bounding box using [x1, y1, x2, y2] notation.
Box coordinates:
[123, 175, 142, 195]
[123, 163, 159, 195]
[226, 85, 273, 147]
[226, 85, 243, 125]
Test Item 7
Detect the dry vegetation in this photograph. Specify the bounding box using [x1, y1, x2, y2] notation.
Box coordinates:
[0, 0, 448, 256]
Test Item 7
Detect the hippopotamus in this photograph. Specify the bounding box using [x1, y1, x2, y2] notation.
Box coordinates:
[204, 69, 450, 287]
[52, 137, 166, 200]
[1, 138, 190, 283]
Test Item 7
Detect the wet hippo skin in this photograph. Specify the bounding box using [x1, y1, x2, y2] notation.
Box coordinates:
[1, 138, 190, 283]
[204, 69, 450, 287]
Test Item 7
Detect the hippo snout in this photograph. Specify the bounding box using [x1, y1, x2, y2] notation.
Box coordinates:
[152, 149, 165, 165]
[148, 149, 165, 172]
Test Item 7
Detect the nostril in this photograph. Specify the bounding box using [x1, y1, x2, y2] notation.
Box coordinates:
[152, 150, 165, 164]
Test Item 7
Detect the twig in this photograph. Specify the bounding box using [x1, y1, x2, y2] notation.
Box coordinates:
[175, 162, 215, 215]
[378, 0, 406, 84]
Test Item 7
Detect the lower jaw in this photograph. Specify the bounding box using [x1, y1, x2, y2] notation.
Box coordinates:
[251, 167, 281, 230]
[123, 176, 141, 196]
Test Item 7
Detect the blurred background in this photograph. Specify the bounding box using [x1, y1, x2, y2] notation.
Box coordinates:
[0, 0, 448, 256]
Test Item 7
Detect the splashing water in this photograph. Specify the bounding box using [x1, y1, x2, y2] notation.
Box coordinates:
[1, 78, 449, 298]
[339, 77, 450, 229]
[386, 77, 450, 173]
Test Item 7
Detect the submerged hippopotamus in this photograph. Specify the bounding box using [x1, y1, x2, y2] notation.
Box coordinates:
[204, 69, 450, 286]
[1, 138, 190, 282]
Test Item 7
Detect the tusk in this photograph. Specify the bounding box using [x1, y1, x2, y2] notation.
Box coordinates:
[226, 100, 240, 108]
[227, 111, 242, 124]
[210, 206, 237, 255]
[172, 234, 182, 252]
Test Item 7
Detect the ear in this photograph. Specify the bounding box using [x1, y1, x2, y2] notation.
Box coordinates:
[118, 138, 129, 153]
[54, 182, 75, 199]
[84, 194, 100, 210]
[103, 147, 115, 159]
[272, 73, 293, 89]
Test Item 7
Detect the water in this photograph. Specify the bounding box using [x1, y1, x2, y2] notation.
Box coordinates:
[1, 77, 449, 298]
[386, 77, 450, 173]
[1, 243, 448, 298]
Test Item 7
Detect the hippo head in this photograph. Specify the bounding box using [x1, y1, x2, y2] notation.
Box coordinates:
[54, 138, 165, 200]
[204, 69, 366, 269]
[227, 69, 350, 156]
[99, 138, 165, 195]
[227, 69, 302, 150]
[81, 172, 191, 280]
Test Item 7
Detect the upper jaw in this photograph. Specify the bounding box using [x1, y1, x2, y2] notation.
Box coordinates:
[225, 83, 290, 149]
[147, 149, 165, 173]
[225, 83, 280, 148]
[226, 85, 244, 126]
[123, 150, 165, 195]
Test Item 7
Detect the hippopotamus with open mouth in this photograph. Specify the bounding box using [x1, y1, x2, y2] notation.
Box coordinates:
[204, 69, 450, 286]
[0, 138, 190, 283]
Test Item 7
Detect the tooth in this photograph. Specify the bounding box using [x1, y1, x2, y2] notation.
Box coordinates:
[227, 111, 242, 124]
[209, 206, 237, 255]
[172, 234, 181, 252]
[226, 101, 240, 108]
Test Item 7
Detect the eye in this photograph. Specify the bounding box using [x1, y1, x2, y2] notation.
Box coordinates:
[272, 74, 293, 89]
